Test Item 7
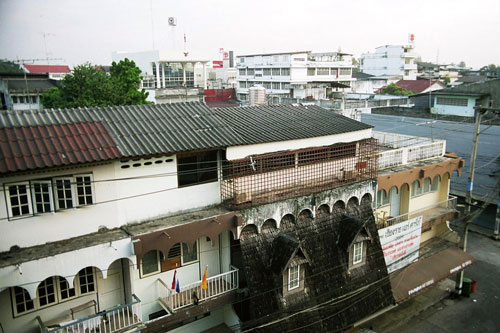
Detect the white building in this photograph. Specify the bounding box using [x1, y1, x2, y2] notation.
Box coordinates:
[360, 45, 418, 80]
[236, 51, 355, 103]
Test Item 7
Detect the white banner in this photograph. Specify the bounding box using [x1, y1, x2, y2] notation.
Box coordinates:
[378, 216, 423, 273]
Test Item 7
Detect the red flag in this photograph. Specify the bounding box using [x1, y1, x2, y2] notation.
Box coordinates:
[171, 270, 177, 290]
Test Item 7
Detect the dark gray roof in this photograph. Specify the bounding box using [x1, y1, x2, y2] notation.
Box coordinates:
[7, 79, 56, 91]
[214, 104, 372, 145]
[353, 72, 375, 79]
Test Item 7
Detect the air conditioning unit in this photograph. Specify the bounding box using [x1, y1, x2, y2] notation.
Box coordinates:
[168, 17, 177, 26]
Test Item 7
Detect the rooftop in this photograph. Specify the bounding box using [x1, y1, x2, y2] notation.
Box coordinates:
[23, 64, 71, 74]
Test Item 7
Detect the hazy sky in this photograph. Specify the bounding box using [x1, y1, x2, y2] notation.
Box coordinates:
[1, 0, 499, 69]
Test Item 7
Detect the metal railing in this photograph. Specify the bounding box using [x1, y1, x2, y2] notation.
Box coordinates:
[377, 195, 457, 229]
[157, 267, 239, 312]
[37, 294, 142, 333]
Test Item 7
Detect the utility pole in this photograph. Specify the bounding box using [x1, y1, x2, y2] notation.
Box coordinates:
[455, 106, 483, 295]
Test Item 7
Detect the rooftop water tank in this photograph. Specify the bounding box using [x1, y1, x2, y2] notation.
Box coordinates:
[249, 86, 266, 106]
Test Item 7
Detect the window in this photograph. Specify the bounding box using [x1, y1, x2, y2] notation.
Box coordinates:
[7, 183, 32, 218]
[353, 242, 363, 264]
[141, 250, 160, 276]
[13, 287, 34, 315]
[281, 68, 290, 76]
[182, 242, 198, 264]
[377, 189, 389, 206]
[436, 97, 468, 106]
[317, 68, 329, 75]
[272, 82, 280, 90]
[307, 68, 315, 76]
[11, 269, 96, 316]
[423, 177, 432, 193]
[331, 68, 338, 76]
[263, 82, 271, 89]
[411, 180, 422, 197]
[32, 181, 52, 214]
[431, 175, 440, 192]
[281, 82, 290, 89]
[272, 68, 280, 76]
[54, 178, 74, 209]
[339, 68, 352, 76]
[239, 57, 244, 63]
[238, 68, 246, 76]
[288, 265, 300, 290]
[78, 267, 96, 294]
[239, 81, 247, 88]
[263, 68, 271, 76]
[38, 277, 57, 307]
[177, 150, 218, 187]
[75, 176, 93, 205]
[247, 68, 255, 76]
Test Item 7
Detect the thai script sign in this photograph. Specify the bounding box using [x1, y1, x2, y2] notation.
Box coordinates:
[378, 216, 423, 273]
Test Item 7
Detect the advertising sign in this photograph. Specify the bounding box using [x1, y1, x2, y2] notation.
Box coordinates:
[223, 52, 229, 60]
[213, 61, 223, 68]
[378, 216, 422, 273]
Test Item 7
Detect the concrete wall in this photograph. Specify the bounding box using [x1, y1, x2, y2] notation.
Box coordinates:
[431, 95, 476, 117]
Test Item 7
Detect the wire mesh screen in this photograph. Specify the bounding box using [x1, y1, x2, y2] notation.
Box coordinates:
[221, 138, 378, 208]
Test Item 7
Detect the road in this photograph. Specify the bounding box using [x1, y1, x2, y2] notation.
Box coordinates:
[361, 113, 500, 229]
[395, 231, 500, 332]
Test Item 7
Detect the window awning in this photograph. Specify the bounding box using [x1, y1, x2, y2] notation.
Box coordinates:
[390, 246, 475, 303]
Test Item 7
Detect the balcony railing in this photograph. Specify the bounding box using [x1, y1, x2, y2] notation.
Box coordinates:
[221, 139, 378, 209]
[377, 196, 457, 229]
[157, 267, 239, 313]
[375, 132, 446, 170]
[37, 294, 142, 333]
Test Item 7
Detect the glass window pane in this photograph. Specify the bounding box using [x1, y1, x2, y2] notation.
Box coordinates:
[142, 251, 159, 275]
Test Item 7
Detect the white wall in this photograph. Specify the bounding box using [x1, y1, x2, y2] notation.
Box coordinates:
[226, 128, 372, 160]
[432, 96, 476, 117]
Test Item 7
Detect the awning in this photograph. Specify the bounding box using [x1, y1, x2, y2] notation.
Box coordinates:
[390, 246, 475, 303]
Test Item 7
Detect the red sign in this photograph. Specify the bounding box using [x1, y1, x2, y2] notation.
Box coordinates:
[223, 52, 229, 60]
[213, 60, 223, 68]
[219, 48, 224, 53]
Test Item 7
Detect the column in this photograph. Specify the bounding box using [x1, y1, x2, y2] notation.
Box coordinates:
[161, 62, 166, 89]
[203, 63, 207, 89]
[182, 63, 187, 87]
[155, 62, 161, 89]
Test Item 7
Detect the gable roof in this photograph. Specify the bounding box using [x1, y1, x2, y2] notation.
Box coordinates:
[0, 102, 373, 174]
[214, 105, 372, 145]
[23, 65, 71, 74]
[270, 233, 310, 275]
[338, 214, 371, 250]
[397, 80, 445, 93]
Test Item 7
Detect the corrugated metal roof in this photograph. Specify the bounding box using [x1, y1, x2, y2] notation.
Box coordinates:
[214, 104, 372, 144]
[8, 79, 56, 91]
[0, 122, 120, 173]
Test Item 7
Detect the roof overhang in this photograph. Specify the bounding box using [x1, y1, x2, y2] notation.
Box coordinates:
[390, 246, 475, 303]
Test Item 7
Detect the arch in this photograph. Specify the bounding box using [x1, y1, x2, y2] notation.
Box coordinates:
[411, 180, 421, 197]
[261, 219, 278, 234]
[361, 193, 373, 206]
[280, 213, 296, 230]
[346, 197, 361, 217]
[73, 266, 102, 291]
[332, 200, 346, 217]
[240, 224, 259, 239]
[389, 185, 399, 195]
[431, 174, 441, 191]
[316, 203, 331, 218]
[298, 208, 313, 222]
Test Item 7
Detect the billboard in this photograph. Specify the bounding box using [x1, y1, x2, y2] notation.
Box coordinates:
[213, 61, 223, 68]
[378, 216, 422, 273]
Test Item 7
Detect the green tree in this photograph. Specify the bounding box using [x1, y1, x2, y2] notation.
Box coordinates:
[0, 59, 23, 74]
[110, 58, 149, 105]
[379, 83, 416, 96]
[458, 61, 466, 68]
[41, 60, 150, 109]
[352, 58, 360, 73]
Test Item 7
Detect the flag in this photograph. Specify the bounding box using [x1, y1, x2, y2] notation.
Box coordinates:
[171, 270, 177, 290]
[175, 277, 180, 293]
[201, 266, 208, 290]
[184, 34, 186, 43]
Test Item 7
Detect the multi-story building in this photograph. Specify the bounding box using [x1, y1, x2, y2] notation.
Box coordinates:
[360, 45, 418, 80]
[236, 51, 355, 103]
[373, 131, 473, 304]
[0, 102, 397, 332]
[0, 73, 57, 111]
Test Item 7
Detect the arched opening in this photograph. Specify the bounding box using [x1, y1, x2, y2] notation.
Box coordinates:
[316, 204, 331, 220]
[332, 200, 346, 217]
[400, 183, 410, 214]
[298, 209, 313, 222]
[388, 186, 400, 217]
[347, 197, 360, 217]
[261, 219, 278, 234]
[10, 286, 34, 316]
[377, 189, 389, 207]
[240, 224, 259, 239]
[432, 174, 441, 192]
[280, 213, 296, 230]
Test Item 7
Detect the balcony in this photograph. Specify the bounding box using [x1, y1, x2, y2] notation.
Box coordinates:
[156, 267, 239, 313]
[221, 139, 378, 209]
[377, 196, 458, 229]
[37, 294, 142, 333]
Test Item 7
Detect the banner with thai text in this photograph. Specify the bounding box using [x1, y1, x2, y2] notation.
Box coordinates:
[378, 216, 423, 273]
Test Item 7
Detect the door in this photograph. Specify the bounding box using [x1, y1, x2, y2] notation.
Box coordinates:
[199, 236, 220, 278]
[389, 186, 400, 217]
[97, 260, 125, 310]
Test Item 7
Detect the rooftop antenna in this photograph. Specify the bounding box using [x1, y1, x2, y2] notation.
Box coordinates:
[149, 0, 155, 49]
[183, 33, 188, 57]
[41, 32, 55, 64]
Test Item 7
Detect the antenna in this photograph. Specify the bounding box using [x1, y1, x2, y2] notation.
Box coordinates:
[149, 0, 155, 49]
[41, 32, 56, 64]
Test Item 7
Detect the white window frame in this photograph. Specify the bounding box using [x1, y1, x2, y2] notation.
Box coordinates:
[288, 265, 300, 290]
[53, 177, 75, 210]
[74, 175, 94, 206]
[31, 180, 54, 214]
[353, 242, 363, 265]
[181, 240, 199, 265]
[6, 182, 33, 219]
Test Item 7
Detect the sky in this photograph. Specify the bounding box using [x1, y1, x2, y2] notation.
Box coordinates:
[0, 0, 499, 69]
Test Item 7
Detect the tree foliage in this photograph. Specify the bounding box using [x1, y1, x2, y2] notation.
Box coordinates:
[480, 64, 498, 75]
[41, 59, 149, 109]
[352, 58, 360, 73]
[379, 83, 416, 96]
[0, 60, 23, 74]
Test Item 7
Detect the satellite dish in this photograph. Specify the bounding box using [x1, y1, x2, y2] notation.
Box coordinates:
[168, 17, 177, 26]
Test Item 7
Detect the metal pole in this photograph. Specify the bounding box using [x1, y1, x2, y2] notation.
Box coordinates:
[493, 200, 500, 240]
[455, 107, 482, 295]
